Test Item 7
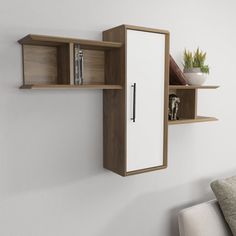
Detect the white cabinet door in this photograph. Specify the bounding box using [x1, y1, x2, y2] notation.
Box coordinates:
[126, 29, 166, 172]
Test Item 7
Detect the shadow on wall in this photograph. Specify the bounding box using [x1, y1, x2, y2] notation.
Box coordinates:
[3, 90, 104, 197]
[97, 174, 235, 236]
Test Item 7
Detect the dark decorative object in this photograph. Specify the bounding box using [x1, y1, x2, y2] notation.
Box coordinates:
[169, 55, 187, 85]
[169, 94, 180, 120]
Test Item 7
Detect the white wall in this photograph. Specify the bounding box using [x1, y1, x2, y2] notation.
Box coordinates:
[0, 0, 235, 235]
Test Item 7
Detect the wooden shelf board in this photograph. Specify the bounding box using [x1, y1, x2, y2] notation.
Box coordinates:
[20, 84, 123, 90]
[168, 116, 218, 125]
[18, 34, 123, 50]
[169, 85, 219, 90]
[126, 165, 167, 176]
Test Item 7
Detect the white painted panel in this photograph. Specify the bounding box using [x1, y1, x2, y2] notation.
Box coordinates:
[126, 29, 166, 172]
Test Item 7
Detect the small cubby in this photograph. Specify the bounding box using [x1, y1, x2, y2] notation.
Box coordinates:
[169, 88, 197, 120]
[169, 85, 219, 125]
[22, 43, 71, 86]
[19, 34, 123, 90]
[81, 49, 105, 84]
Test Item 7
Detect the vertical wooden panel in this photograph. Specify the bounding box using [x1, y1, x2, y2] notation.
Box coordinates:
[103, 25, 126, 176]
[23, 45, 57, 84]
[22, 45, 26, 85]
[194, 89, 198, 119]
[163, 33, 170, 168]
[57, 44, 70, 84]
[176, 89, 197, 119]
[69, 43, 74, 85]
[83, 50, 105, 84]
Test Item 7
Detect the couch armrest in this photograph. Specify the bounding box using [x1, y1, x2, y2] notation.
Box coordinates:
[178, 200, 232, 236]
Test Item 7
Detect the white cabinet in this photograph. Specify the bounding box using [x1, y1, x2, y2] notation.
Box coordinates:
[126, 29, 166, 172]
[103, 25, 169, 176]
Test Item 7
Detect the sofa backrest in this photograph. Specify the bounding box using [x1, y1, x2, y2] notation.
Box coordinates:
[178, 200, 232, 236]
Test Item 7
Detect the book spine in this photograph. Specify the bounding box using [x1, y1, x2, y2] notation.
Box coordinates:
[78, 50, 84, 84]
[74, 45, 84, 85]
[74, 44, 79, 84]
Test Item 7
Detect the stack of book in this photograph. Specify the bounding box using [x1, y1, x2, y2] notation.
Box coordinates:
[74, 45, 84, 85]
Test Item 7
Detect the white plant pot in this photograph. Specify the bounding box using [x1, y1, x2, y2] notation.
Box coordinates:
[183, 68, 208, 86]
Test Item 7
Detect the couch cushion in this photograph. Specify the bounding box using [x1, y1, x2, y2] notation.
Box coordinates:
[178, 200, 232, 236]
[211, 176, 236, 235]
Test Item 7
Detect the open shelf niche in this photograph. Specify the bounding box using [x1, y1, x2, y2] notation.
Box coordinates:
[168, 85, 219, 125]
[18, 34, 123, 90]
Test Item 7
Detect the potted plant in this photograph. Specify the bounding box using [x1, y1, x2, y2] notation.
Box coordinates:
[183, 48, 210, 86]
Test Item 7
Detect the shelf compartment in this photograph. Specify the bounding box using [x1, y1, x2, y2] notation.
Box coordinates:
[21, 45, 112, 87]
[168, 116, 218, 125]
[22, 44, 71, 86]
[18, 34, 123, 50]
[19, 84, 122, 90]
[169, 88, 197, 120]
[76, 48, 105, 85]
[169, 86, 219, 124]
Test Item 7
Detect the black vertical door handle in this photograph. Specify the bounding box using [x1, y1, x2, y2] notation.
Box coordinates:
[131, 83, 136, 122]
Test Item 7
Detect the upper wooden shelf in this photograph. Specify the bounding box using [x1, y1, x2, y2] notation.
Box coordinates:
[169, 116, 218, 125]
[20, 84, 123, 90]
[18, 34, 123, 50]
[169, 85, 219, 90]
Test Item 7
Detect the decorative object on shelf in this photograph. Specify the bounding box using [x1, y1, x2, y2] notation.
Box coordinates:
[168, 94, 180, 120]
[74, 45, 84, 85]
[183, 48, 210, 86]
[169, 55, 187, 85]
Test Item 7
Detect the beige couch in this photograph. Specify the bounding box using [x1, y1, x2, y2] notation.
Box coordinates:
[178, 200, 232, 236]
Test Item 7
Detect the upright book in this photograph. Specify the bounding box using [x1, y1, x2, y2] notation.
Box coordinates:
[169, 55, 187, 85]
[74, 45, 84, 85]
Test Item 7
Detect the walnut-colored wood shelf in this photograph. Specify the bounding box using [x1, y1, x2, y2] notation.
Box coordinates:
[19, 34, 123, 89]
[20, 84, 122, 90]
[18, 34, 123, 50]
[169, 116, 218, 125]
[169, 85, 219, 90]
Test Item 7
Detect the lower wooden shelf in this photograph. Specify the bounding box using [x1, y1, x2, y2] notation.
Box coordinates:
[168, 116, 218, 125]
[20, 84, 123, 90]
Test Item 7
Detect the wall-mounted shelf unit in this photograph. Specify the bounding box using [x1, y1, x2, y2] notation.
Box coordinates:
[169, 85, 219, 125]
[18, 26, 219, 176]
[18, 34, 123, 89]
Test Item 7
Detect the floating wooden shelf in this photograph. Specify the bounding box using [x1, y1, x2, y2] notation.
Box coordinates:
[19, 34, 123, 89]
[18, 34, 123, 50]
[169, 85, 219, 90]
[169, 116, 218, 125]
[20, 84, 122, 90]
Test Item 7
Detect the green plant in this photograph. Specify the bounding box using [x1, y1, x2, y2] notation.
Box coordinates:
[183, 48, 210, 74]
[183, 50, 193, 69]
